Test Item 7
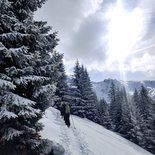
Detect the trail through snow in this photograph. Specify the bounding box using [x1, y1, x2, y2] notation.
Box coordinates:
[41, 107, 92, 155]
[40, 107, 153, 155]
[59, 120, 91, 155]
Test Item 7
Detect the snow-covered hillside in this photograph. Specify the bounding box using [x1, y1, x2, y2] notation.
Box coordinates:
[92, 79, 155, 100]
[40, 107, 153, 155]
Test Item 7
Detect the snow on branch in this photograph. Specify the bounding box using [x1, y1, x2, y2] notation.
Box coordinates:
[0, 32, 30, 42]
[0, 106, 17, 119]
[5, 92, 36, 106]
[33, 84, 56, 98]
[2, 93, 41, 118]
[1, 127, 23, 141]
[17, 66, 34, 75]
[14, 75, 50, 86]
[0, 42, 6, 50]
[5, 66, 18, 77]
[0, 44, 30, 59]
[0, 79, 16, 90]
[6, 66, 34, 78]
[1, 14, 17, 23]
[0, 73, 11, 81]
[18, 107, 40, 118]
[9, 46, 29, 54]
[0, 0, 12, 10]
[4, 46, 33, 64]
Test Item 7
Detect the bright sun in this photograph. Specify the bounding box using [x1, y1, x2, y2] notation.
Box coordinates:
[107, 0, 144, 63]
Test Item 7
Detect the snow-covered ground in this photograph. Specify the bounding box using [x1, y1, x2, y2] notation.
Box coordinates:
[40, 107, 153, 155]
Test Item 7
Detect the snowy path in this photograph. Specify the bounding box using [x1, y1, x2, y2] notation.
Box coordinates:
[40, 107, 153, 155]
[59, 121, 91, 155]
[41, 108, 92, 155]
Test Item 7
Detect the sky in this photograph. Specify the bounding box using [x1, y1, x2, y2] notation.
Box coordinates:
[34, 0, 155, 82]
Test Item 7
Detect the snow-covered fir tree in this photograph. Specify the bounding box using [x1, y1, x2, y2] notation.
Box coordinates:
[109, 82, 134, 140]
[138, 86, 155, 153]
[130, 86, 155, 153]
[0, 0, 62, 154]
[103, 81, 155, 154]
[68, 81, 85, 117]
[108, 82, 120, 131]
[71, 61, 98, 121]
[117, 87, 134, 141]
[97, 98, 112, 129]
[54, 53, 70, 107]
[32, 51, 61, 112]
[81, 67, 98, 122]
[70, 61, 85, 117]
[131, 89, 144, 144]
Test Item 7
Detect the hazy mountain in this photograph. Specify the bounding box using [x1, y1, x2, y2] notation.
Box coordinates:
[92, 79, 155, 101]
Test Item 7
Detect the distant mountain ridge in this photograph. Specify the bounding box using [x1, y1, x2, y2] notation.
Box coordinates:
[92, 79, 155, 101]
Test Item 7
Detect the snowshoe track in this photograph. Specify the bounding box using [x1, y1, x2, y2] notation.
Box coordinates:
[59, 117, 92, 155]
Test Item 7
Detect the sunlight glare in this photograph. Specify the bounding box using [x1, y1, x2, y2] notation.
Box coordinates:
[107, 1, 144, 63]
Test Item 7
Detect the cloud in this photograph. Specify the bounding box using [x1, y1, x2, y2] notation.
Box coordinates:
[35, 0, 106, 35]
[35, 0, 110, 63]
[89, 69, 122, 82]
[100, 0, 116, 11]
[129, 53, 155, 76]
[35, 0, 155, 81]
[122, 0, 141, 11]
[138, 0, 155, 39]
[66, 12, 108, 65]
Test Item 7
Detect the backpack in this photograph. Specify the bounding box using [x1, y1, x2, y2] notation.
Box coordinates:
[65, 105, 70, 114]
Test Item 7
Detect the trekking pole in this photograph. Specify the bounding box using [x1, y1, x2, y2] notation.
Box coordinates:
[44, 112, 47, 118]
[56, 111, 59, 119]
[71, 114, 75, 129]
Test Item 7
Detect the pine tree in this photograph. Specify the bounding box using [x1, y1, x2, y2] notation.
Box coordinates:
[131, 89, 144, 144]
[71, 61, 85, 117]
[151, 102, 155, 154]
[97, 99, 112, 129]
[30, 51, 62, 113]
[118, 87, 134, 141]
[81, 67, 98, 122]
[71, 61, 98, 121]
[0, 1, 60, 154]
[53, 52, 70, 107]
[68, 81, 85, 117]
[138, 86, 155, 153]
[109, 82, 120, 131]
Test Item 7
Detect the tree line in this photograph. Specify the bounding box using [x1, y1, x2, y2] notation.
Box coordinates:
[107, 82, 155, 153]
[55, 58, 155, 154]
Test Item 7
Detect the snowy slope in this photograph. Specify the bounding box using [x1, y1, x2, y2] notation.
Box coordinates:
[40, 107, 153, 155]
[92, 79, 155, 100]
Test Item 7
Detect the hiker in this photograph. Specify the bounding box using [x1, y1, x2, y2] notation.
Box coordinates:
[64, 104, 71, 127]
[59, 100, 65, 117]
